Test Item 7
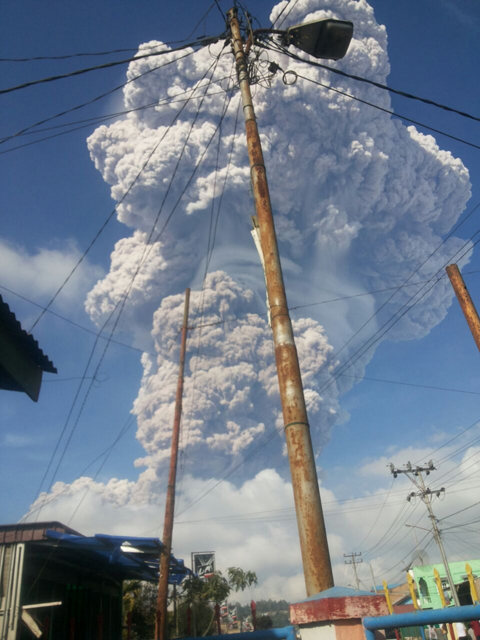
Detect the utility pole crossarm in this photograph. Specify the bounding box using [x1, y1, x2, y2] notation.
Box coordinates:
[344, 552, 363, 591]
[390, 460, 460, 607]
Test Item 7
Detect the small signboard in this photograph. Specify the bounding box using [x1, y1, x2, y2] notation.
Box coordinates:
[191, 551, 215, 578]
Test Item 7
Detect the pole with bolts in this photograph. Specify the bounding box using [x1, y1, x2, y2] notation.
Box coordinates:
[227, 6, 334, 595]
[344, 552, 363, 590]
[156, 288, 191, 640]
[390, 461, 460, 607]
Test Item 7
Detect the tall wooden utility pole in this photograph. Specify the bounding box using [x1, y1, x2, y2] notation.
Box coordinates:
[227, 7, 334, 596]
[156, 288, 190, 640]
[446, 263, 480, 352]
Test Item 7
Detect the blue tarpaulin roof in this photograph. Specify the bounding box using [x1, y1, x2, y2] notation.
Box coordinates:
[45, 529, 191, 584]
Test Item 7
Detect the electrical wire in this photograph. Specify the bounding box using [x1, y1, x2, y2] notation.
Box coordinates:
[430, 448, 480, 491]
[213, 0, 225, 20]
[361, 500, 412, 558]
[337, 373, 480, 397]
[413, 418, 480, 466]
[173, 498, 406, 526]
[23, 329, 182, 522]
[0, 85, 238, 156]
[190, 215, 480, 407]
[284, 70, 480, 153]
[0, 35, 224, 96]
[35, 51, 238, 524]
[0, 282, 158, 358]
[352, 478, 395, 551]
[314, 228, 480, 399]
[31, 57, 224, 516]
[176, 83, 240, 514]
[0, 49, 198, 147]
[0, 70, 233, 145]
[437, 430, 480, 465]
[6, 269, 480, 383]
[43, 55, 228, 496]
[269, 44, 480, 125]
[0, 3, 220, 63]
[438, 500, 480, 523]
[27, 57, 224, 334]
[174, 424, 284, 519]
[270, 0, 299, 30]
[374, 523, 431, 580]
[186, 269, 480, 330]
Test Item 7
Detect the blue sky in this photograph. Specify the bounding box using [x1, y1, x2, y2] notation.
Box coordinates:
[2, 0, 480, 600]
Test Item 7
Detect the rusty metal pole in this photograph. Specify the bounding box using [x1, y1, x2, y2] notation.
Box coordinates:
[446, 263, 480, 352]
[156, 288, 191, 640]
[227, 7, 334, 596]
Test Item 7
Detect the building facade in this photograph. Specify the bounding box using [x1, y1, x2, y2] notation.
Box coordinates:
[412, 560, 480, 609]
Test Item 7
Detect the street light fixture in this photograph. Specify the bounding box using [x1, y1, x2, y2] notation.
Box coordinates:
[286, 18, 354, 60]
[254, 17, 354, 61]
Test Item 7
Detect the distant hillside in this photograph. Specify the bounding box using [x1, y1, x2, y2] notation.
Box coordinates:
[234, 599, 290, 628]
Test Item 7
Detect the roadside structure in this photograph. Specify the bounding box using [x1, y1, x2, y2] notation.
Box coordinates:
[0, 296, 57, 401]
[412, 560, 480, 609]
[0, 521, 190, 640]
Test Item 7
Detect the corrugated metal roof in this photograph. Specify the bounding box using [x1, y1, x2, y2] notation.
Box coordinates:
[0, 522, 192, 583]
[45, 529, 191, 583]
[0, 295, 57, 373]
[0, 521, 81, 544]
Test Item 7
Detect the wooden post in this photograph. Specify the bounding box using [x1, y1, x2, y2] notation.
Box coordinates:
[156, 289, 190, 640]
[215, 603, 221, 635]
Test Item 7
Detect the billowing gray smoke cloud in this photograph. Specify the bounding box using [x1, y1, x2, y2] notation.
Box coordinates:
[132, 271, 337, 476]
[84, 0, 471, 475]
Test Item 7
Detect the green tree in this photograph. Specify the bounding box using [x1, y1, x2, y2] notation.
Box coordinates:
[179, 567, 258, 637]
[123, 581, 158, 640]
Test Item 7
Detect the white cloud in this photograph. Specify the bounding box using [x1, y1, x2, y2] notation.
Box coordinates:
[26, 439, 480, 599]
[3, 433, 36, 448]
[0, 237, 103, 314]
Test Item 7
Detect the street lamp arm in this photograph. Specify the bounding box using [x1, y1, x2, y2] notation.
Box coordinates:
[405, 524, 431, 533]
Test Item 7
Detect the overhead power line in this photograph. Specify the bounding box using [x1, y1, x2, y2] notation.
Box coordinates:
[28, 56, 223, 333]
[0, 84, 233, 156]
[290, 71, 480, 153]
[273, 44, 480, 124]
[270, 0, 300, 30]
[31, 57, 226, 515]
[0, 1, 219, 63]
[0, 35, 223, 96]
[314, 222, 480, 399]
[0, 49, 198, 146]
[34, 53, 241, 525]
[439, 500, 480, 523]
[188, 269, 480, 331]
[338, 372, 480, 397]
[414, 418, 480, 465]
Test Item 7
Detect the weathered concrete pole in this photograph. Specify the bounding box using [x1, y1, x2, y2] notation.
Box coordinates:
[227, 7, 334, 596]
